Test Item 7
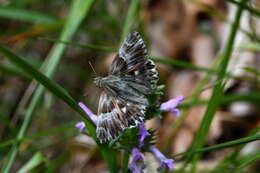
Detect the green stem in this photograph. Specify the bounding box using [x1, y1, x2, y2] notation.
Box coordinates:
[100, 145, 119, 173]
[122, 151, 130, 173]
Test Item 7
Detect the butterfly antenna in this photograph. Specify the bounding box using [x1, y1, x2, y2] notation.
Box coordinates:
[89, 61, 97, 76]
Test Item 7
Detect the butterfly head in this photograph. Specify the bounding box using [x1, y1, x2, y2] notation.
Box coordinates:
[94, 76, 104, 88]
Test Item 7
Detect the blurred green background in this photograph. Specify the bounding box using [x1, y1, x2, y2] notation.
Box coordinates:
[0, 0, 259, 172]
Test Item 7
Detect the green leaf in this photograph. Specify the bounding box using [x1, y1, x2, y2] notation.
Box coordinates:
[17, 152, 46, 173]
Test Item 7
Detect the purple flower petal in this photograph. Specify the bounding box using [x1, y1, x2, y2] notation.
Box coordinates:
[149, 146, 174, 172]
[158, 158, 174, 172]
[138, 122, 151, 147]
[160, 95, 184, 116]
[172, 108, 180, 117]
[78, 102, 97, 124]
[128, 148, 145, 173]
[132, 148, 144, 162]
[75, 121, 85, 131]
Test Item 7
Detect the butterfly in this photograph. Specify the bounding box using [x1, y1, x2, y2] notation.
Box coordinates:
[94, 32, 158, 143]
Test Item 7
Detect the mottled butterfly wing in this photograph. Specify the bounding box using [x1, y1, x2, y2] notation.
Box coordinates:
[96, 32, 158, 143]
[96, 92, 146, 143]
[110, 32, 158, 90]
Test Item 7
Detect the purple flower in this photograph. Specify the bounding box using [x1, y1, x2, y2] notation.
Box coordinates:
[75, 121, 86, 131]
[128, 148, 145, 173]
[138, 122, 150, 147]
[78, 102, 97, 124]
[149, 146, 174, 172]
[160, 95, 184, 116]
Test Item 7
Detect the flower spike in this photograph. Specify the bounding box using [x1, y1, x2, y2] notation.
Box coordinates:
[138, 122, 151, 147]
[128, 148, 145, 173]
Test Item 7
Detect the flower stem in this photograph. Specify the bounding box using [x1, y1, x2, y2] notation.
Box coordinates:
[122, 151, 130, 173]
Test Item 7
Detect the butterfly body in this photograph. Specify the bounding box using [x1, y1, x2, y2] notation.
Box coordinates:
[95, 32, 158, 143]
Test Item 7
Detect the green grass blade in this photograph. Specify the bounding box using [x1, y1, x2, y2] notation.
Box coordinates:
[243, 67, 260, 76]
[228, 0, 260, 17]
[0, 45, 94, 125]
[0, 123, 74, 149]
[240, 42, 260, 52]
[235, 151, 260, 170]
[188, 0, 248, 171]
[179, 92, 260, 108]
[0, 0, 95, 172]
[17, 152, 46, 173]
[0, 63, 30, 79]
[163, 58, 221, 153]
[152, 56, 215, 73]
[173, 134, 260, 158]
[120, 0, 140, 44]
[38, 37, 117, 52]
[0, 6, 56, 24]
[17, 36, 258, 84]
[0, 112, 11, 126]
[208, 128, 260, 173]
[44, 152, 69, 173]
